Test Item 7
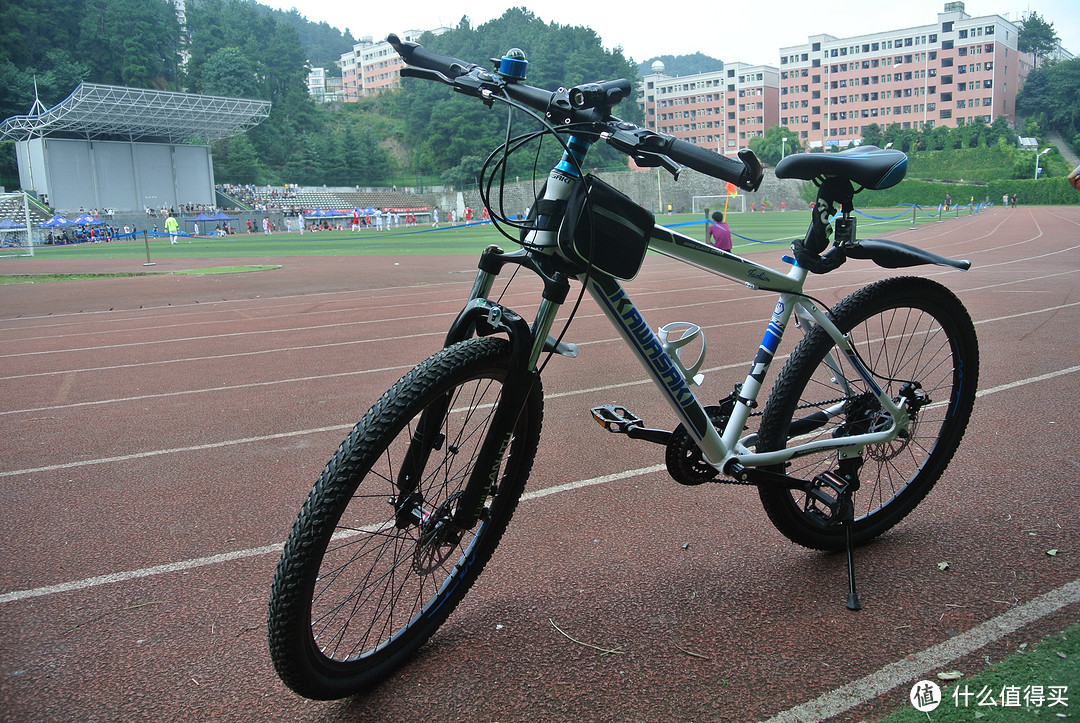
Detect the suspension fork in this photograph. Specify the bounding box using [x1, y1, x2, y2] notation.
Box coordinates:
[396, 247, 571, 530]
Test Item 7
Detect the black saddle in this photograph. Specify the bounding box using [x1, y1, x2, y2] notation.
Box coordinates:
[775, 145, 907, 190]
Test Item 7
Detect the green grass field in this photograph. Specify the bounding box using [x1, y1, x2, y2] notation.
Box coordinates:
[14, 205, 959, 262]
[874, 621, 1078, 722]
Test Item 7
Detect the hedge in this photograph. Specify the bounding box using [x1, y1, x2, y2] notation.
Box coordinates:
[801, 177, 1080, 207]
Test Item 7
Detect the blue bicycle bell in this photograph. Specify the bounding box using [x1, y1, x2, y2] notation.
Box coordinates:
[496, 48, 528, 80]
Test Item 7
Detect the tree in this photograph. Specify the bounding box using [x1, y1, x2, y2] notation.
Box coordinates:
[861, 123, 884, 148]
[1018, 12, 1059, 68]
[442, 156, 485, 189]
[200, 47, 260, 98]
[1016, 58, 1080, 153]
[76, 0, 181, 88]
[748, 126, 802, 166]
[218, 134, 260, 185]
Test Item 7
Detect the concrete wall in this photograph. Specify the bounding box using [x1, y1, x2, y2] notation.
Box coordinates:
[452, 168, 808, 219]
[16, 138, 215, 214]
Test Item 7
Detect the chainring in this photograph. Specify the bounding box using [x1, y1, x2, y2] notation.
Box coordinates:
[665, 404, 732, 486]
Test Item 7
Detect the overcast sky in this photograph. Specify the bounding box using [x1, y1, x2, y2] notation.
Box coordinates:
[260, 0, 1078, 67]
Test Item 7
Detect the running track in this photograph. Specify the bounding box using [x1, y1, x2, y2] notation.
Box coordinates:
[1, 206, 1078, 722]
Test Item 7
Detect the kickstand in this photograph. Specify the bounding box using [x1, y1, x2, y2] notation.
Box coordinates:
[839, 495, 862, 611]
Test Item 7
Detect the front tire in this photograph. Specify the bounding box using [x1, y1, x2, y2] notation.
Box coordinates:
[267, 337, 543, 699]
[757, 277, 978, 550]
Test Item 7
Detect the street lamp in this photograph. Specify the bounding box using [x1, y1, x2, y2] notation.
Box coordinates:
[781, 136, 788, 160]
[1035, 147, 1051, 179]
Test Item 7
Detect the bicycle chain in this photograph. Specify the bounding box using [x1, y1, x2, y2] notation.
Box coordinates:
[747, 395, 851, 417]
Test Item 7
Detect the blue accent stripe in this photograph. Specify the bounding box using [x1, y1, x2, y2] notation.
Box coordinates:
[556, 135, 591, 177]
[762, 321, 784, 354]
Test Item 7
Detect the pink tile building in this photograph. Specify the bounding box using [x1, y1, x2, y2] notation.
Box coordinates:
[639, 61, 780, 159]
[339, 29, 448, 101]
[328, 4, 1054, 162]
[779, 3, 1034, 148]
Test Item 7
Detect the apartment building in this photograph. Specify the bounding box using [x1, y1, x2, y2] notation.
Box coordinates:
[339, 29, 447, 101]
[639, 61, 779, 158]
[779, 2, 1033, 148]
[320, 3, 1051, 158]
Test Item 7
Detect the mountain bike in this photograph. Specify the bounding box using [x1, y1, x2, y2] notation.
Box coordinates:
[267, 35, 979, 700]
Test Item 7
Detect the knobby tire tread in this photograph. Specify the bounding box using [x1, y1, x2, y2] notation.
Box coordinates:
[267, 337, 542, 699]
[756, 276, 978, 550]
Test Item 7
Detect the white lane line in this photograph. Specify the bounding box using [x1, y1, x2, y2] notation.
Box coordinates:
[5, 362, 1078, 480]
[0, 544, 285, 605]
[0, 364, 413, 417]
[0, 425, 351, 479]
[0, 465, 665, 604]
[763, 578, 1080, 723]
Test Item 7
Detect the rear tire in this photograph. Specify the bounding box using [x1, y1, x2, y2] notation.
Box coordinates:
[267, 337, 543, 699]
[757, 277, 978, 550]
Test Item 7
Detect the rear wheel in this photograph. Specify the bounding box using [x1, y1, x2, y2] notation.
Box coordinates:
[757, 277, 978, 550]
[267, 337, 543, 699]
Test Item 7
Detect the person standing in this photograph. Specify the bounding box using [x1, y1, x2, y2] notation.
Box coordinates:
[263, 216, 271, 235]
[1068, 163, 1080, 191]
[165, 213, 180, 245]
[431, 207, 440, 227]
[706, 211, 732, 251]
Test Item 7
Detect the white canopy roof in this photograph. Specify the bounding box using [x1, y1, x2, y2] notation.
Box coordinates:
[0, 83, 271, 144]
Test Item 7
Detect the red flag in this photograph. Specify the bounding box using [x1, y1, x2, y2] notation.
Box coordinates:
[725, 181, 738, 197]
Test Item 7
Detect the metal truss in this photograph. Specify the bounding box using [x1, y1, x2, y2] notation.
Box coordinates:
[0, 83, 272, 144]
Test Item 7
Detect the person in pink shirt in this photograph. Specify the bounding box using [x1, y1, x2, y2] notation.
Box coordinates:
[706, 211, 732, 251]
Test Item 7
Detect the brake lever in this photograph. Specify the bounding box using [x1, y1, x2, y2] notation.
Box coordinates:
[604, 127, 681, 179]
[400, 66, 454, 86]
[631, 152, 682, 179]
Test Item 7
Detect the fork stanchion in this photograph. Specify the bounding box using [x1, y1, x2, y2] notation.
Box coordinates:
[909, 204, 918, 230]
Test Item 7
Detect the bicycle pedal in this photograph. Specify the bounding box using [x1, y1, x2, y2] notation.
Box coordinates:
[590, 404, 642, 434]
[590, 405, 671, 445]
[805, 470, 853, 520]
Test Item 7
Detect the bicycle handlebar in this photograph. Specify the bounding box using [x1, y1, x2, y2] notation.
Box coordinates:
[387, 34, 764, 192]
[387, 34, 480, 80]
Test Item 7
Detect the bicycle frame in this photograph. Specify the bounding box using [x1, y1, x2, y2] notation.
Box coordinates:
[586, 224, 907, 474]
[461, 150, 908, 483]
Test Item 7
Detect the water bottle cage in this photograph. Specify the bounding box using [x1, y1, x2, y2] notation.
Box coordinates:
[658, 322, 707, 386]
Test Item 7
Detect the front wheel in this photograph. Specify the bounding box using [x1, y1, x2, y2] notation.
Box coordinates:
[757, 276, 978, 550]
[267, 337, 543, 699]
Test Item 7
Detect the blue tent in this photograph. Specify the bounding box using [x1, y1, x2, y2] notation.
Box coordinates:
[70, 213, 104, 225]
[188, 211, 235, 222]
[0, 218, 25, 229]
[40, 215, 74, 227]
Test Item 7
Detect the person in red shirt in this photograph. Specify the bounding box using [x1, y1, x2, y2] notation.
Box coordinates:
[706, 211, 732, 251]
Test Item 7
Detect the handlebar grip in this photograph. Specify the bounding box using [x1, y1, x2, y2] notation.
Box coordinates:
[661, 137, 763, 191]
[387, 34, 478, 79]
